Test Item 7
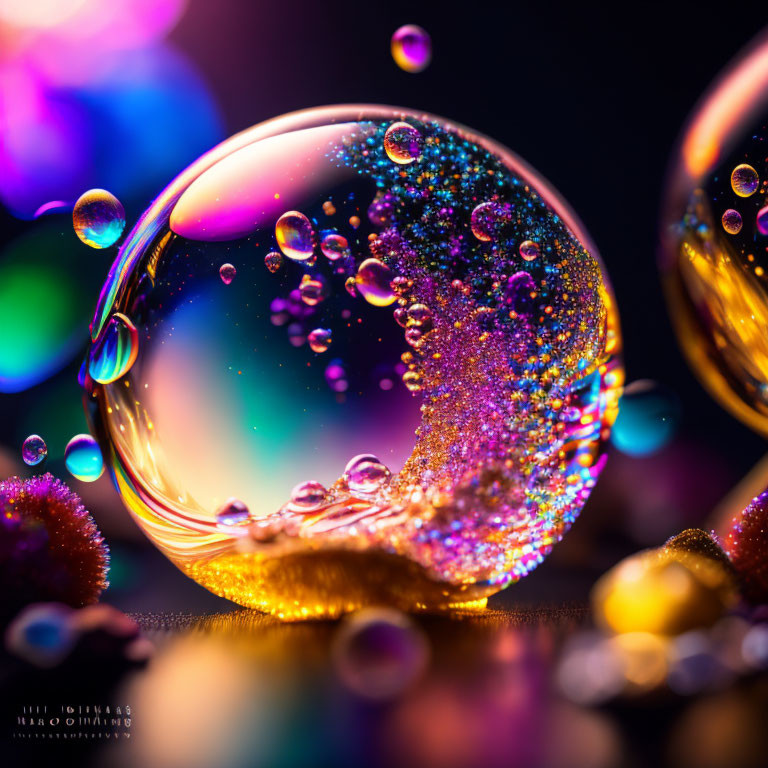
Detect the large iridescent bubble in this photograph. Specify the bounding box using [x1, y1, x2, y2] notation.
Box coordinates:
[661, 32, 768, 437]
[83, 106, 622, 619]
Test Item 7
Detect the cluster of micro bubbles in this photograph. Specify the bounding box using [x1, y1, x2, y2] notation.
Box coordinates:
[210, 115, 613, 587]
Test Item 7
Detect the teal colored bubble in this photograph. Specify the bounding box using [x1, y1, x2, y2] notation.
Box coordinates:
[611, 380, 681, 457]
[64, 434, 104, 482]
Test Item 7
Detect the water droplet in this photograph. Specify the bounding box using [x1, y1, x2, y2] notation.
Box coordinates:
[216, 499, 251, 527]
[344, 454, 391, 494]
[22, 434, 47, 466]
[88, 312, 139, 384]
[384, 122, 423, 165]
[356, 258, 396, 306]
[64, 434, 104, 482]
[731, 164, 759, 197]
[73, 189, 125, 249]
[390, 24, 432, 73]
[758, 207, 768, 236]
[519, 240, 540, 261]
[290, 480, 327, 510]
[345, 276, 358, 297]
[722, 209, 743, 235]
[470, 200, 512, 242]
[320, 233, 350, 261]
[276, 210, 314, 261]
[394, 307, 408, 327]
[219, 263, 236, 284]
[264, 251, 283, 273]
[299, 273, 329, 306]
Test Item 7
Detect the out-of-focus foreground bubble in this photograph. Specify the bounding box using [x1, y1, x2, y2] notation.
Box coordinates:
[611, 379, 681, 457]
[391, 24, 432, 73]
[82, 105, 622, 618]
[661, 31, 768, 437]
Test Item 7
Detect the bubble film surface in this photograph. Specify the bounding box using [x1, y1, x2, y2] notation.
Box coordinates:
[83, 106, 622, 618]
[661, 33, 768, 437]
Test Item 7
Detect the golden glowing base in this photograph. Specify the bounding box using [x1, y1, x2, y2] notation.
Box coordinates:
[177, 549, 493, 621]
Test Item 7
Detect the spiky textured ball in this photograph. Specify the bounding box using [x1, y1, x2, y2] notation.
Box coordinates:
[0, 473, 109, 618]
[724, 490, 768, 604]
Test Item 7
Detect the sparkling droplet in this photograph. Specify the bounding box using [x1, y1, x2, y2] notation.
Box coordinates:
[321, 233, 350, 261]
[216, 499, 251, 527]
[73, 189, 125, 249]
[88, 312, 139, 384]
[276, 210, 314, 261]
[519, 240, 540, 261]
[757, 207, 768, 236]
[470, 200, 512, 242]
[22, 434, 47, 466]
[219, 263, 236, 284]
[290, 480, 327, 510]
[390, 24, 432, 73]
[344, 454, 391, 495]
[722, 209, 743, 235]
[405, 327, 423, 347]
[356, 258, 396, 306]
[402, 369, 422, 392]
[64, 434, 104, 482]
[299, 273, 329, 306]
[731, 164, 759, 197]
[308, 328, 332, 353]
[384, 122, 423, 165]
[264, 251, 283, 273]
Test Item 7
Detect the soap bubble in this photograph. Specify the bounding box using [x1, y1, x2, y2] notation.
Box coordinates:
[219, 263, 236, 284]
[64, 434, 104, 482]
[661, 32, 768, 437]
[383, 122, 423, 165]
[215, 499, 251, 527]
[391, 25, 432, 73]
[721, 208, 743, 234]
[519, 240, 541, 262]
[275, 210, 314, 261]
[73, 189, 125, 249]
[84, 105, 622, 618]
[264, 251, 283, 273]
[22, 434, 48, 466]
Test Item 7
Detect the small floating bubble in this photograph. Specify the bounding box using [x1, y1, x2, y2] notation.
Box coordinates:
[216, 499, 251, 527]
[505, 271, 537, 315]
[345, 454, 392, 495]
[299, 274, 329, 306]
[391, 24, 432, 73]
[73, 189, 125, 249]
[384, 122, 423, 165]
[64, 434, 104, 482]
[88, 312, 139, 384]
[405, 327, 424, 347]
[322, 200, 336, 216]
[276, 210, 314, 261]
[406, 303, 432, 329]
[731, 164, 759, 197]
[345, 276, 358, 297]
[356, 258, 396, 306]
[349, 215, 361, 229]
[402, 369, 422, 392]
[321, 233, 350, 261]
[470, 200, 512, 242]
[519, 240, 540, 261]
[219, 263, 236, 284]
[394, 307, 409, 327]
[22, 435, 47, 466]
[290, 480, 327, 510]
[264, 251, 283, 273]
[722, 209, 743, 235]
[308, 328, 332, 353]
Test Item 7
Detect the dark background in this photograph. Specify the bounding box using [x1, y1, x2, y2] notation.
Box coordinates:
[2, 0, 767, 610]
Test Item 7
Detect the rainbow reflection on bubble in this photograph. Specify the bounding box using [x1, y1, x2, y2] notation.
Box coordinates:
[83, 105, 622, 619]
